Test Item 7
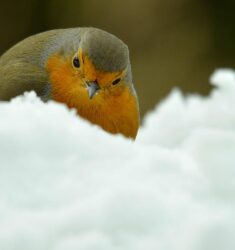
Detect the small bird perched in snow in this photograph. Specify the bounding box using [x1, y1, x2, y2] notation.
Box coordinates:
[0, 27, 140, 139]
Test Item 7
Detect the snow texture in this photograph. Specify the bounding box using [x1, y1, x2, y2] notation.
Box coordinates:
[1, 69, 235, 250]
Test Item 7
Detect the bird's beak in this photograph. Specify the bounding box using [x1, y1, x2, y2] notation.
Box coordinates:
[86, 81, 100, 99]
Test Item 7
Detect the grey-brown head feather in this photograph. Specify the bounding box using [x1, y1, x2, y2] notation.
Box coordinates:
[80, 28, 129, 72]
[41, 28, 130, 73]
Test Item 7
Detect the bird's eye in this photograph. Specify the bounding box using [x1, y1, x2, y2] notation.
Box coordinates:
[112, 78, 121, 85]
[73, 56, 80, 68]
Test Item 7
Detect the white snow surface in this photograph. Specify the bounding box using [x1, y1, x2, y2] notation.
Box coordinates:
[1, 69, 235, 250]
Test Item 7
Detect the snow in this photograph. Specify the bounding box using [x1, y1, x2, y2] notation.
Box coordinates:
[1, 69, 235, 250]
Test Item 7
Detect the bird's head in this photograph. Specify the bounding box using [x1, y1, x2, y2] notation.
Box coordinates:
[46, 28, 139, 139]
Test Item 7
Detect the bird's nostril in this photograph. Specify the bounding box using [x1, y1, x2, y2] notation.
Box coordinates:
[86, 80, 97, 86]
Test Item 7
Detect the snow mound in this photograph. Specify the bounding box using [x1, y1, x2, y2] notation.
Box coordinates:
[1, 69, 235, 250]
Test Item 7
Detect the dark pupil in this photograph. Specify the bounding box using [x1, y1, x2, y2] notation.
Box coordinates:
[112, 78, 121, 85]
[73, 57, 80, 68]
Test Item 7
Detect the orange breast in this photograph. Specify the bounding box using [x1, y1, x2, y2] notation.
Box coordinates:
[46, 54, 139, 139]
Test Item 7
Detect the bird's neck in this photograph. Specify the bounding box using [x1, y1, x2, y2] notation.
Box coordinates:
[53, 83, 139, 139]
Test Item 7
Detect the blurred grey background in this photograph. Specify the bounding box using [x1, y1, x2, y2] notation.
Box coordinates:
[0, 0, 234, 117]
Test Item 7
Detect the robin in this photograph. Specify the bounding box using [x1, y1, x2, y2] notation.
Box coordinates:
[0, 27, 139, 139]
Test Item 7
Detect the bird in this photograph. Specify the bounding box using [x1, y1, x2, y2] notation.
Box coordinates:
[0, 27, 140, 139]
